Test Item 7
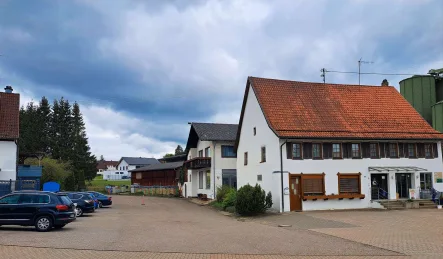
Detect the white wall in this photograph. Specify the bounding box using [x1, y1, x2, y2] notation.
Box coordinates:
[0, 141, 17, 181]
[236, 86, 281, 210]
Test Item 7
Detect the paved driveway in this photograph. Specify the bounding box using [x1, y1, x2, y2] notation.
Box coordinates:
[0, 195, 438, 258]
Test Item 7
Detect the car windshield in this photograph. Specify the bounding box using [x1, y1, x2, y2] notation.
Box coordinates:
[58, 195, 72, 205]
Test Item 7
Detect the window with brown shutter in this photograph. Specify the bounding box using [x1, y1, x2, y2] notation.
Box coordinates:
[425, 144, 432, 158]
[332, 143, 342, 159]
[301, 174, 325, 196]
[417, 143, 425, 158]
[407, 143, 417, 158]
[433, 143, 439, 158]
[312, 143, 322, 159]
[379, 143, 386, 158]
[398, 143, 404, 157]
[323, 143, 332, 159]
[389, 143, 398, 158]
[292, 143, 302, 159]
[370, 143, 379, 158]
[338, 173, 361, 194]
[343, 143, 352, 158]
[303, 143, 312, 159]
[361, 143, 370, 158]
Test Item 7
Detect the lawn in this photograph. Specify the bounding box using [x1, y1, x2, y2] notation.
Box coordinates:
[88, 177, 131, 188]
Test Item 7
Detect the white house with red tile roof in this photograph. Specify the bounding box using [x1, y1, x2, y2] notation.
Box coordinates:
[235, 77, 443, 212]
[0, 86, 20, 181]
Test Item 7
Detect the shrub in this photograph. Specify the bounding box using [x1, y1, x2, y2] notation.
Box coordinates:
[235, 184, 272, 216]
[222, 188, 237, 210]
[216, 185, 233, 203]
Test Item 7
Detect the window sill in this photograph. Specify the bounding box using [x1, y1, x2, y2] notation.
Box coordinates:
[313, 158, 323, 160]
[332, 157, 343, 160]
[260, 161, 266, 163]
[221, 157, 236, 159]
[302, 194, 365, 201]
[352, 157, 362, 159]
[291, 158, 303, 160]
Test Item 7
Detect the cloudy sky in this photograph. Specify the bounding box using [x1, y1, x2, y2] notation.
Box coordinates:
[1, 0, 442, 160]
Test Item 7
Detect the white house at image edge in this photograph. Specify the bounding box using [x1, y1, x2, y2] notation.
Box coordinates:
[235, 77, 443, 212]
[0, 86, 19, 181]
[182, 123, 238, 199]
[103, 157, 160, 180]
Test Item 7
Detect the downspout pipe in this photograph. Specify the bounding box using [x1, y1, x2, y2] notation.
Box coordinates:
[280, 139, 287, 213]
[213, 142, 216, 199]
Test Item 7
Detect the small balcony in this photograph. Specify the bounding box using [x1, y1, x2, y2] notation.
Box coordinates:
[184, 157, 211, 169]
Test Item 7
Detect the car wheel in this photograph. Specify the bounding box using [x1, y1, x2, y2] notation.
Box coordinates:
[99, 201, 103, 208]
[35, 216, 53, 232]
[76, 207, 83, 217]
[54, 224, 66, 229]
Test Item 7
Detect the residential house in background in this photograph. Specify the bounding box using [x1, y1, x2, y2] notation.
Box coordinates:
[96, 160, 118, 175]
[235, 77, 443, 212]
[158, 154, 187, 163]
[129, 161, 183, 186]
[0, 86, 20, 181]
[103, 157, 160, 180]
[182, 123, 238, 199]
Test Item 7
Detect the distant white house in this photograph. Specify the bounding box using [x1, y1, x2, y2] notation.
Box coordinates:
[96, 160, 118, 176]
[0, 86, 19, 181]
[108, 157, 160, 180]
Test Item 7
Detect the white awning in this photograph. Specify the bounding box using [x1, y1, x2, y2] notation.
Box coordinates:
[369, 166, 427, 172]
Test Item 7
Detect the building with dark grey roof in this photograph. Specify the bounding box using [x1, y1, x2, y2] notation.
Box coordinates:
[182, 122, 238, 200]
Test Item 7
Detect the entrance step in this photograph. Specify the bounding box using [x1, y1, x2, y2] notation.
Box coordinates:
[378, 200, 405, 210]
[418, 200, 437, 209]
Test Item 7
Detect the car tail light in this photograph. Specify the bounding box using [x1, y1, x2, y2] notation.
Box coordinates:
[56, 205, 69, 211]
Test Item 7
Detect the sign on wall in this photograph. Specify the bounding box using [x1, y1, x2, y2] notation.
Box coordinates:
[435, 172, 443, 183]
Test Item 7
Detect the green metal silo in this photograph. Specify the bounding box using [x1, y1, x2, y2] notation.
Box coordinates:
[400, 75, 436, 125]
[432, 101, 443, 132]
[436, 78, 443, 102]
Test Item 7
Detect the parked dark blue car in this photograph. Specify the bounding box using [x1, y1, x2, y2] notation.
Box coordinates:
[0, 191, 76, 231]
[59, 192, 95, 217]
[87, 191, 112, 208]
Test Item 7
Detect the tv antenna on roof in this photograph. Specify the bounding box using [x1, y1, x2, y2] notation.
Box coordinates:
[358, 58, 373, 85]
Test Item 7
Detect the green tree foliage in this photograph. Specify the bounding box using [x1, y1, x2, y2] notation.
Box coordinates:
[175, 145, 184, 155]
[19, 97, 97, 191]
[25, 158, 72, 189]
[216, 185, 234, 203]
[222, 188, 237, 210]
[163, 153, 174, 158]
[235, 184, 273, 216]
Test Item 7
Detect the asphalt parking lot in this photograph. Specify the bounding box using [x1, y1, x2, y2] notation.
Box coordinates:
[0, 195, 442, 258]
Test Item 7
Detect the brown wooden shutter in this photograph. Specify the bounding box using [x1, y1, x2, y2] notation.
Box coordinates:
[398, 143, 404, 157]
[339, 175, 360, 194]
[303, 143, 312, 159]
[385, 143, 391, 158]
[361, 143, 370, 158]
[433, 143, 438, 158]
[342, 143, 349, 158]
[346, 143, 352, 158]
[404, 144, 409, 158]
[380, 143, 385, 158]
[286, 143, 293, 159]
[417, 143, 425, 158]
[302, 176, 324, 195]
[323, 143, 332, 159]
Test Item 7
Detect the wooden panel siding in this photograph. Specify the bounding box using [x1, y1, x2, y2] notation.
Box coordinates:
[131, 169, 178, 186]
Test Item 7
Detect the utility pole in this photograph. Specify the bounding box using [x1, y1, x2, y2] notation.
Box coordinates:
[320, 68, 326, 83]
[358, 58, 373, 85]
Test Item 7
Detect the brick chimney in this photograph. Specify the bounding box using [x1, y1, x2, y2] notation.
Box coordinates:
[381, 79, 389, 86]
[4, 86, 13, 93]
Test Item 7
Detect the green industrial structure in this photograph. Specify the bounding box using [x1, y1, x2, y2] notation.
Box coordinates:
[400, 68, 443, 132]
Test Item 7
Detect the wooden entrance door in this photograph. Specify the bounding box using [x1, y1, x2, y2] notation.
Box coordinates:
[289, 175, 302, 211]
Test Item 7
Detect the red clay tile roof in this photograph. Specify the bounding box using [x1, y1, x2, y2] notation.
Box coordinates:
[0, 92, 20, 139]
[244, 77, 443, 140]
[97, 160, 118, 170]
